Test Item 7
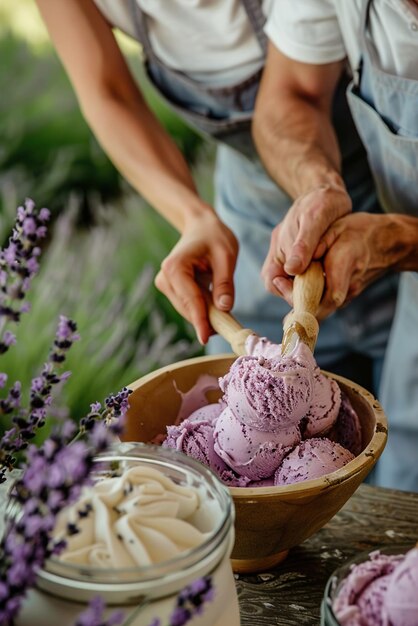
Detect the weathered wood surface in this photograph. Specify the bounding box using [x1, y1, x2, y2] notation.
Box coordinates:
[236, 484, 418, 625]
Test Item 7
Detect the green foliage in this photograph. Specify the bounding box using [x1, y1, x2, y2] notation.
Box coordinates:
[0, 31, 203, 234]
[0, 27, 209, 436]
[0, 32, 122, 228]
[0, 196, 201, 427]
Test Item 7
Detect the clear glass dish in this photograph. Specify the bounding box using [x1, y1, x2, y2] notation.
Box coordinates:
[320, 544, 414, 626]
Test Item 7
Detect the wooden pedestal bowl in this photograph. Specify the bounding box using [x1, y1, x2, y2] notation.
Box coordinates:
[122, 354, 388, 574]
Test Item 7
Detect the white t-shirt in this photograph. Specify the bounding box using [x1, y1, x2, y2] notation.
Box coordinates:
[94, 0, 273, 85]
[266, 0, 418, 80]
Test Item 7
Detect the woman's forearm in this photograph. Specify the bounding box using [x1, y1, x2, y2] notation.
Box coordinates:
[81, 86, 213, 232]
[35, 0, 213, 234]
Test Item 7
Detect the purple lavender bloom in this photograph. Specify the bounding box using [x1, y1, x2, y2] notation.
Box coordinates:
[0, 199, 50, 355]
[0, 203, 141, 625]
[170, 607, 191, 626]
[2, 332, 16, 348]
[168, 576, 214, 626]
[1, 316, 80, 483]
[74, 596, 124, 626]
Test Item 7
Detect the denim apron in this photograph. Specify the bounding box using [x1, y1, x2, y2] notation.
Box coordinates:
[127, 0, 397, 391]
[346, 0, 418, 490]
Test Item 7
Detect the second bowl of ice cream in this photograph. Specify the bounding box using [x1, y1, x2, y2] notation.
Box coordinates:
[122, 352, 388, 573]
[321, 544, 418, 625]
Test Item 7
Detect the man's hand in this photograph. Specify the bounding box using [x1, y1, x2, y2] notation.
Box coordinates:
[262, 184, 352, 306]
[313, 212, 404, 318]
[155, 213, 238, 344]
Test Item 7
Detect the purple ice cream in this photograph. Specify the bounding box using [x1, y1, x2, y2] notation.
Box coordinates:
[274, 438, 354, 486]
[213, 406, 301, 480]
[187, 401, 225, 424]
[220, 345, 315, 432]
[332, 549, 408, 626]
[163, 334, 361, 488]
[163, 415, 250, 487]
[328, 392, 363, 457]
[301, 369, 341, 438]
[385, 547, 418, 626]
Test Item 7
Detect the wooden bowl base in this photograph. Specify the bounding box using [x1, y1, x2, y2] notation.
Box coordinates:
[231, 550, 289, 574]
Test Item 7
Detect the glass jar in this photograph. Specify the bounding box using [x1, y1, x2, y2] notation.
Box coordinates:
[320, 544, 413, 626]
[16, 443, 240, 626]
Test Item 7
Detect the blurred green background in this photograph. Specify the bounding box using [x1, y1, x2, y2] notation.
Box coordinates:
[0, 2, 215, 429]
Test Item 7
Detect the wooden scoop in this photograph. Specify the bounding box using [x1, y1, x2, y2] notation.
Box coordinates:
[281, 262, 325, 356]
[200, 261, 324, 357]
[202, 295, 254, 356]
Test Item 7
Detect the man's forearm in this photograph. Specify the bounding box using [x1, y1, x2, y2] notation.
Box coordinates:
[253, 89, 345, 200]
[252, 45, 347, 201]
[82, 87, 213, 233]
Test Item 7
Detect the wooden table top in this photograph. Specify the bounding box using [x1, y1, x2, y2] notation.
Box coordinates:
[236, 483, 418, 625]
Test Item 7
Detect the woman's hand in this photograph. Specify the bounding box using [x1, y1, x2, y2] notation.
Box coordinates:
[155, 213, 239, 344]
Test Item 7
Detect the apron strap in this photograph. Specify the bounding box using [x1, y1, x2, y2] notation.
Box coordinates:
[241, 0, 268, 55]
[352, 0, 372, 87]
[128, 0, 267, 61]
[128, 0, 154, 60]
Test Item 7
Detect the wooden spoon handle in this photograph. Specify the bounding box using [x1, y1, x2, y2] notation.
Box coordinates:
[292, 261, 325, 316]
[282, 262, 324, 354]
[202, 289, 254, 356]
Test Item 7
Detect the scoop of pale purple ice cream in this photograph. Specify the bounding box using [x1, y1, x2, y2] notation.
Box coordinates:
[163, 414, 250, 487]
[332, 550, 405, 626]
[274, 437, 354, 486]
[220, 345, 315, 432]
[213, 406, 301, 481]
[186, 401, 225, 424]
[385, 547, 418, 626]
[300, 369, 341, 438]
[328, 392, 363, 457]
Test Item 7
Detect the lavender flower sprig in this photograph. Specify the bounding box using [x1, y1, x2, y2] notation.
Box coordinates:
[75, 576, 214, 626]
[0, 199, 50, 353]
[0, 316, 79, 484]
[77, 387, 131, 441]
[0, 390, 131, 626]
[0, 201, 215, 626]
[75, 597, 124, 626]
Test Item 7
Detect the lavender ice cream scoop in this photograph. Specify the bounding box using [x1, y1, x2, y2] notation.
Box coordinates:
[214, 406, 301, 481]
[301, 369, 341, 438]
[328, 392, 363, 457]
[163, 416, 250, 487]
[274, 438, 354, 486]
[220, 343, 315, 432]
[385, 547, 418, 626]
[332, 550, 405, 626]
[186, 401, 225, 424]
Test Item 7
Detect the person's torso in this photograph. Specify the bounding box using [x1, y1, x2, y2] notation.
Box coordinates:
[94, 0, 273, 85]
[344, 0, 418, 216]
[334, 0, 418, 79]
